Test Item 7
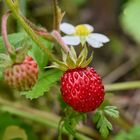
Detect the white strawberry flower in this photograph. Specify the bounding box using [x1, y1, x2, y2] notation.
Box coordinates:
[60, 23, 110, 48]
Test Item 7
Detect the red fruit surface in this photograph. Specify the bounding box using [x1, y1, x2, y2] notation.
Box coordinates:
[4, 56, 38, 91]
[61, 67, 104, 112]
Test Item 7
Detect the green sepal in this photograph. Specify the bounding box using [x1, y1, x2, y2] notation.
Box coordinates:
[14, 44, 31, 63]
[76, 55, 84, 67]
[56, 60, 68, 71]
[69, 46, 77, 61]
[45, 60, 68, 71]
[48, 45, 94, 71]
[66, 53, 76, 69]
[80, 37, 86, 46]
[61, 49, 67, 62]
[81, 52, 93, 68]
[45, 62, 67, 71]
[78, 46, 88, 61]
[76, 46, 88, 67]
[8, 45, 17, 61]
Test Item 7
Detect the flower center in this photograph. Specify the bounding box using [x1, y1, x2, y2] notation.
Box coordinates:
[75, 25, 90, 36]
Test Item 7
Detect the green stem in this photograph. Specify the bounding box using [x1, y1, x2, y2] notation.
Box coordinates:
[113, 116, 132, 131]
[5, 0, 58, 62]
[22, 17, 70, 53]
[53, 0, 58, 30]
[58, 119, 64, 140]
[52, 0, 65, 32]
[53, 0, 60, 31]
[52, 30, 70, 53]
[17, 0, 27, 31]
[105, 81, 140, 92]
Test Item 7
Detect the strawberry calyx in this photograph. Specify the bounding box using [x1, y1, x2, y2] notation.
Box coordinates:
[0, 45, 31, 69]
[47, 46, 93, 71]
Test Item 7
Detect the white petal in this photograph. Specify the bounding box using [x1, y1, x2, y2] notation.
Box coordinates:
[84, 24, 94, 32]
[62, 36, 80, 45]
[88, 33, 110, 43]
[60, 23, 75, 35]
[86, 37, 103, 48]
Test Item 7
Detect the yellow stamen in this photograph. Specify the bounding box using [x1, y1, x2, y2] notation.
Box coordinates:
[75, 25, 91, 36]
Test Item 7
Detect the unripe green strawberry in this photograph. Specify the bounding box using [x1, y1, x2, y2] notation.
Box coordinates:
[4, 56, 38, 91]
[61, 67, 104, 112]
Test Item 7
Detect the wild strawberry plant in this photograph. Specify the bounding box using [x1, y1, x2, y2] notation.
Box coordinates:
[0, 0, 140, 140]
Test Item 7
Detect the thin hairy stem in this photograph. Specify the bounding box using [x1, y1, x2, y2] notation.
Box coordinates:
[1, 11, 13, 54]
[5, 0, 58, 62]
[52, 30, 70, 53]
[53, 0, 59, 31]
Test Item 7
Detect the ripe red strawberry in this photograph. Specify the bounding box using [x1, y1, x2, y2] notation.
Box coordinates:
[4, 56, 38, 91]
[61, 67, 104, 112]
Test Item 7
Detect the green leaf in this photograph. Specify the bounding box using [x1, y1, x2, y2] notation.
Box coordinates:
[62, 109, 86, 137]
[22, 70, 62, 99]
[99, 116, 112, 138]
[0, 53, 10, 61]
[0, 33, 28, 53]
[29, 38, 53, 70]
[93, 102, 119, 138]
[120, 0, 140, 43]
[0, 53, 12, 68]
[93, 111, 101, 124]
[104, 106, 119, 118]
[0, 32, 53, 70]
[93, 109, 114, 138]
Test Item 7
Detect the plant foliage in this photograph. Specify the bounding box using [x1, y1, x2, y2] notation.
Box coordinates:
[93, 101, 119, 138]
